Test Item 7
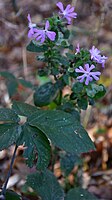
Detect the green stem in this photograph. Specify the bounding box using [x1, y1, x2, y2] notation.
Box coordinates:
[58, 90, 62, 105]
[1, 145, 18, 199]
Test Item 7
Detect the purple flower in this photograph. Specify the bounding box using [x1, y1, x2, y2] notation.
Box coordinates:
[56, 2, 77, 24]
[75, 64, 101, 85]
[76, 43, 80, 54]
[95, 55, 108, 68]
[89, 46, 108, 68]
[27, 14, 36, 38]
[33, 20, 56, 43]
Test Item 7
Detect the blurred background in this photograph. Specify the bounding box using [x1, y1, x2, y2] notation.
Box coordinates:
[0, 0, 112, 199]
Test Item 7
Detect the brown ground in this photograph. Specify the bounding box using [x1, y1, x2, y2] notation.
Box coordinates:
[0, 0, 112, 199]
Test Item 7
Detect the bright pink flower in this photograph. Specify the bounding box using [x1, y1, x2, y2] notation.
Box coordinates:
[56, 2, 77, 24]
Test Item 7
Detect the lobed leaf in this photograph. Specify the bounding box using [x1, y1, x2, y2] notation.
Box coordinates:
[0, 124, 21, 150]
[0, 108, 20, 123]
[5, 190, 22, 200]
[19, 124, 51, 170]
[60, 153, 82, 176]
[28, 110, 95, 154]
[26, 169, 64, 200]
[27, 41, 48, 52]
[12, 101, 39, 117]
[65, 187, 98, 200]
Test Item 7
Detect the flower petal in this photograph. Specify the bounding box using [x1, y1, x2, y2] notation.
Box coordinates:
[85, 76, 92, 85]
[56, 2, 64, 12]
[85, 64, 90, 72]
[89, 64, 95, 71]
[64, 4, 71, 12]
[28, 29, 33, 38]
[77, 74, 86, 83]
[46, 31, 56, 41]
[45, 20, 49, 30]
[27, 14, 31, 23]
[40, 33, 46, 43]
[91, 74, 100, 81]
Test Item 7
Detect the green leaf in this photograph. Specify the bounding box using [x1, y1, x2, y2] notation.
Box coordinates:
[77, 98, 88, 110]
[12, 101, 38, 117]
[62, 74, 69, 85]
[0, 124, 21, 150]
[34, 82, 59, 107]
[58, 102, 80, 122]
[26, 169, 64, 200]
[18, 79, 33, 88]
[0, 108, 19, 123]
[19, 124, 51, 170]
[27, 41, 48, 52]
[86, 84, 106, 99]
[7, 79, 18, 97]
[63, 29, 70, 39]
[5, 190, 22, 200]
[0, 71, 16, 79]
[60, 153, 82, 176]
[94, 84, 106, 99]
[72, 82, 83, 93]
[28, 110, 95, 154]
[59, 56, 69, 66]
[65, 187, 98, 200]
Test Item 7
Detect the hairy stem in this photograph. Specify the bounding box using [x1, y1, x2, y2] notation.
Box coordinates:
[1, 145, 18, 198]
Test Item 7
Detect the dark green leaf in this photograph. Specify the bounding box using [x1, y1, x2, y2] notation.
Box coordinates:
[0, 71, 15, 79]
[19, 124, 51, 170]
[26, 169, 64, 200]
[63, 29, 70, 39]
[59, 56, 69, 66]
[86, 84, 106, 99]
[27, 41, 48, 52]
[60, 153, 82, 176]
[34, 82, 59, 107]
[66, 53, 75, 61]
[5, 190, 22, 200]
[7, 79, 18, 97]
[0, 124, 21, 150]
[77, 98, 88, 110]
[28, 110, 95, 154]
[58, 102, 80, 122]
[94, 84, 106, 99]
[72, 82, 83, 93]
[12, 101, 38, 117]
[62, 74, 69, 85]
[0, 108, 19, 123]
[65, 187, 98, 200]
[18, 79, 33, 88]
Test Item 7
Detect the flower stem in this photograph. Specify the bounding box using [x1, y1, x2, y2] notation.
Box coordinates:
[0, 145, 18, 199]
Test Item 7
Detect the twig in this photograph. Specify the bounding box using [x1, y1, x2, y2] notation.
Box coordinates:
[0, 145, 18, 199]
[22, 47, 28, 80]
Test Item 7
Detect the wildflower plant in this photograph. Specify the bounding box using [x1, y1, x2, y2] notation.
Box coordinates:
[0, 1, 107, 200]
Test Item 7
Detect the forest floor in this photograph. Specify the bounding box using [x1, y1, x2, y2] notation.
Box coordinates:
[0, 0, 112, 199]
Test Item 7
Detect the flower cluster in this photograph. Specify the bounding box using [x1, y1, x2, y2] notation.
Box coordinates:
[27, 2, 77, 43]
[75, 64, 101, 85]
[27, 14, 56, 43]
[27, 2, 108, 86]
[33, 21, 56, 43]
[56, 2, 77, 24]
[89, 46, 108, 68]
